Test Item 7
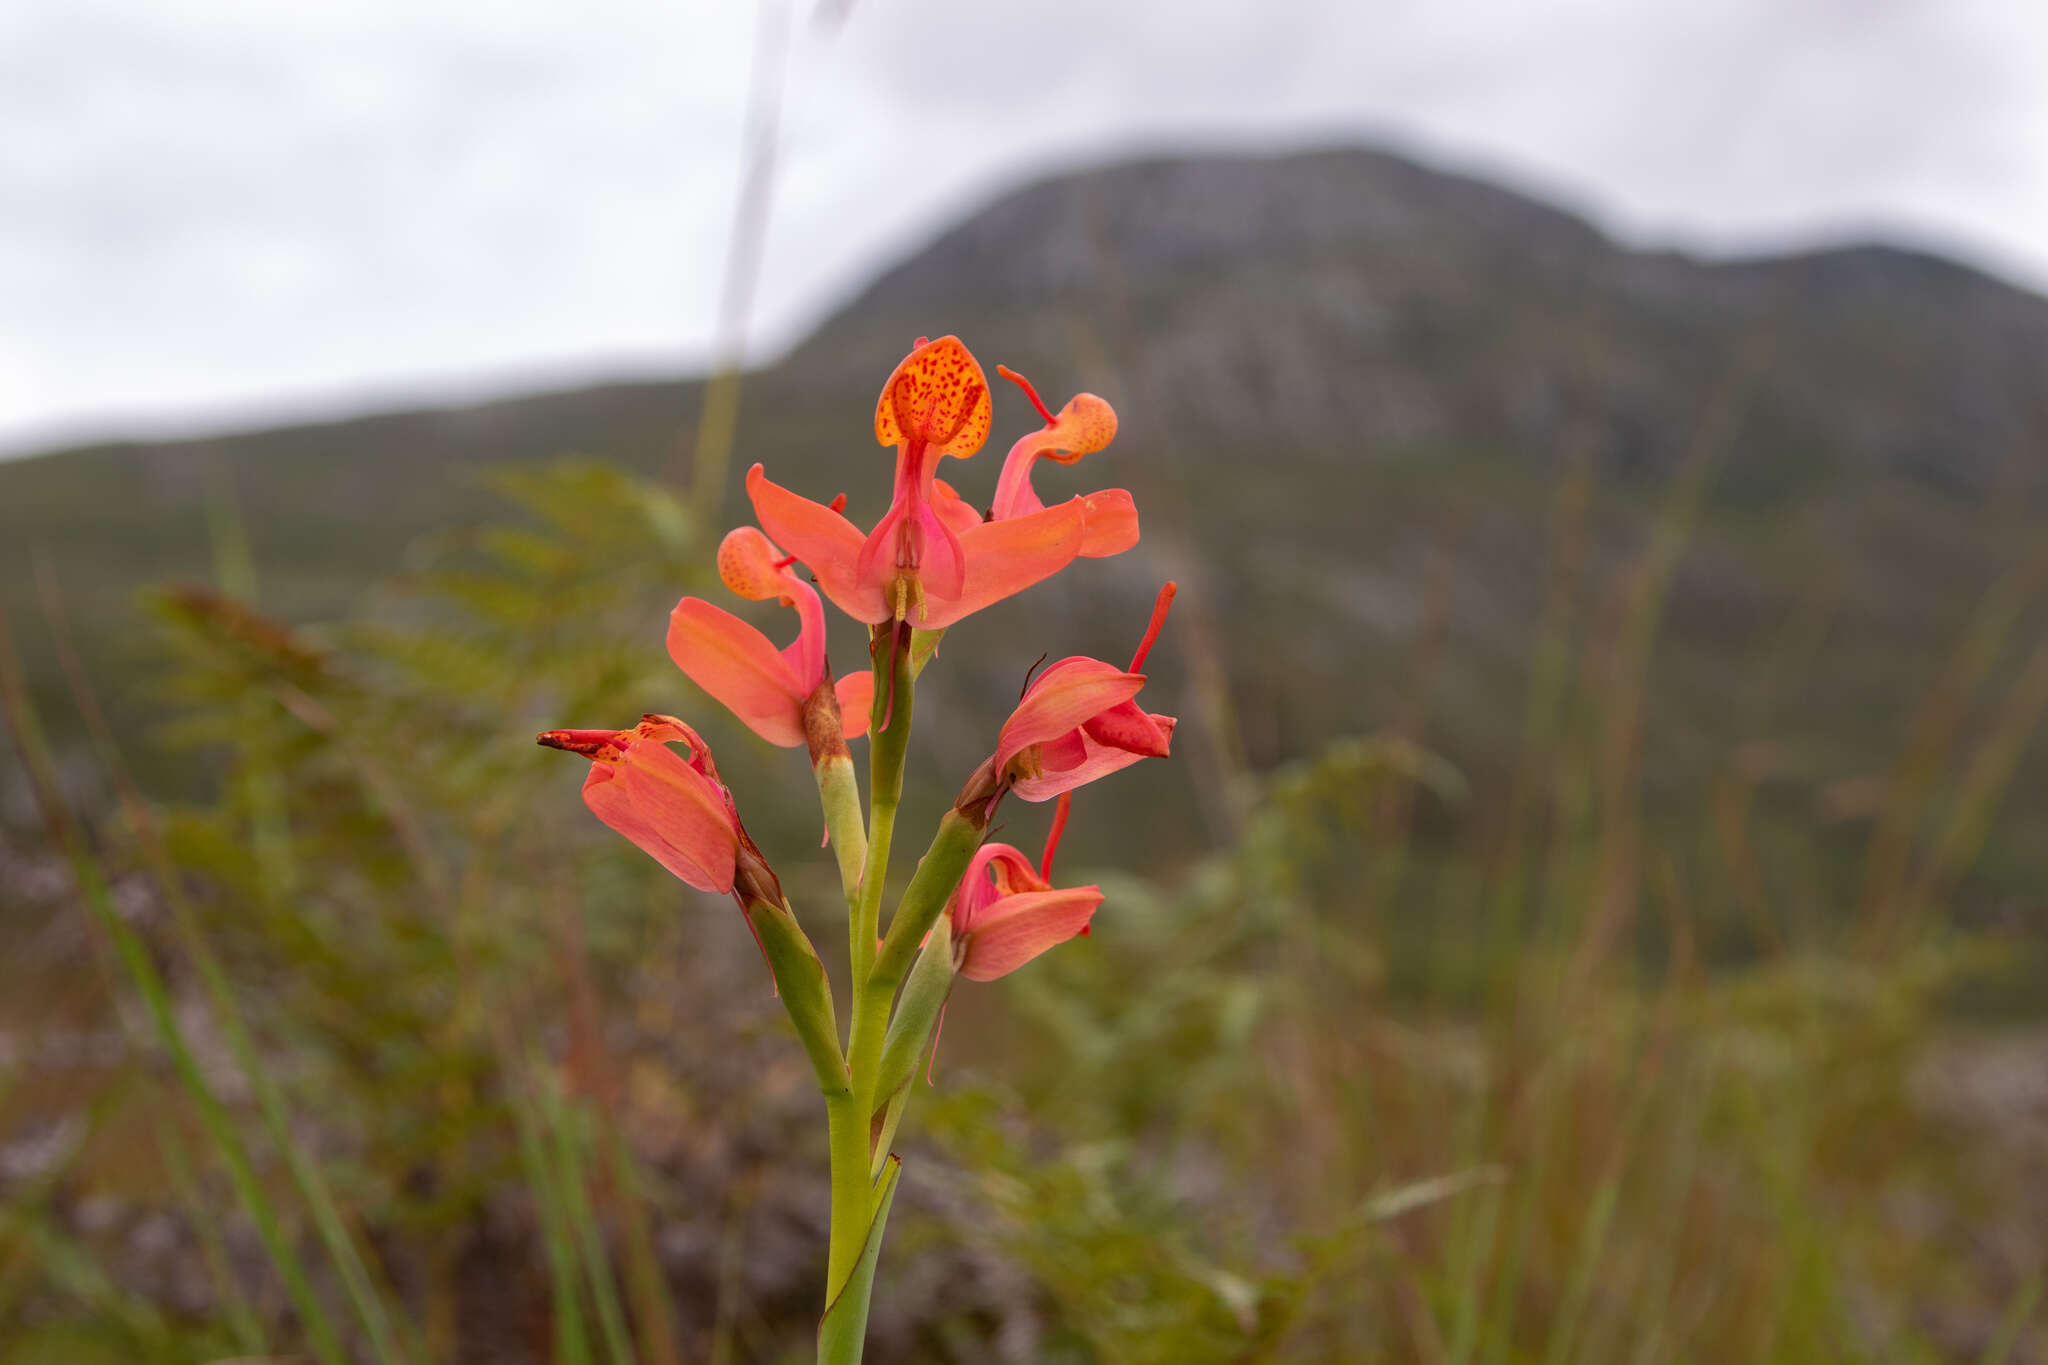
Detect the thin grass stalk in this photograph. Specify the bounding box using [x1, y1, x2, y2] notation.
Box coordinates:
[1907, 641, 2048, 931]
[158, 1123, 269, 1357]
[550, 872, 684, 1365]
[1858, 545, 2048, 943]
[1570, 339, 1764, 993]
[1975, 1274, 2043, 1365]
[0, 1203, 175, 1348]
[1479, 1035, 1575, 1365]
[32, 553, 419, 1365]
[1738, 1014, 1839, 1361]
[510, 1066, 595, 1365]
[545, 1087, 641, 1365]
[1624, 1045, 1720, 1365]
[1540, 1051, 1657, 1365]
[604, 1120, 684, 1365]
[706, 1167, 763, 1365]
[681, 0, 791, 519]
[0, 1078, 168, 1344]
[0, 604, 352, 1365]
[1443, 1085, 1503, 1365]
[1358, 529, 1458, 943]
[1486, 424, 1596, 982]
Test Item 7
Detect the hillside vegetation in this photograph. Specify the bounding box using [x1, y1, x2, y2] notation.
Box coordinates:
[2, 146, 2045, 1361]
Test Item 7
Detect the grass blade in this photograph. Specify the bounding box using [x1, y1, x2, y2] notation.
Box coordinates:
[0, 604, 352, 1365]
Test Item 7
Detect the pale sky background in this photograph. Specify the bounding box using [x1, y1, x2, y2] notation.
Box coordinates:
[4, 0, 2045, 456]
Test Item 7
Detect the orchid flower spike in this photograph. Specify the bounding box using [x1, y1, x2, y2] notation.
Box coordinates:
[667, 526, 874, 749]
[537, 715, 743, 895]
[746, 336, 1096, 628]
[989, 582, 1179, 802]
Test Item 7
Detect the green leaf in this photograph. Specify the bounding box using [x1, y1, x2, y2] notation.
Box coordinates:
[817, 1156, 903, 1365]
[749, 897, 848, 1094]
[908, 628, 945, 678]
[873, 915, 953, 1114]
[872, 811, 983, 995]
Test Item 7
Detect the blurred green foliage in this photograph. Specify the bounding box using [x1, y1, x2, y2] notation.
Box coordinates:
[2, 455, 2043, 1364]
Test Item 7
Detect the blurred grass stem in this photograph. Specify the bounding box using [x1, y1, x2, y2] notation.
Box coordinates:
[683, 0, 791, 522]
[31, 552, 420, 1365]
[0, 603, 355, 1365]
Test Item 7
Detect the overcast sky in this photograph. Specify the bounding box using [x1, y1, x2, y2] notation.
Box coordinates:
[4, 0, 2045, 455]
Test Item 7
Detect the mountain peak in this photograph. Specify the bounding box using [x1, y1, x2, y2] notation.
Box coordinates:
[828, 145, 1613, 327]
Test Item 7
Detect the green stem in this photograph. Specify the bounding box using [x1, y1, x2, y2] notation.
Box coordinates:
[820, 627, 918, 1359]
[853, 630, 914, 987]
[822, 1089, 871, 1302]
[817, 1157, 903, 1365]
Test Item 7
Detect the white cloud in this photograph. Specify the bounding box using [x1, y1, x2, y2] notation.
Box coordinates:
[3, 0, 2044, 452]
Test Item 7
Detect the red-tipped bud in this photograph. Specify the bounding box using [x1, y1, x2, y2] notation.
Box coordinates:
[538, 715, 741, 895]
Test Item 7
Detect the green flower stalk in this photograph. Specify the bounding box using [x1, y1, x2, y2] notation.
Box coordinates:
[540, 335, 1176, 1363]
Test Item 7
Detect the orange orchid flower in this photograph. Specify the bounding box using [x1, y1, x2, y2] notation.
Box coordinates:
[745, 335, 1096, 627]
[667, 526, 874, 748]
[979, 364, 1138, 559]
[906, 794, 1105, 1082]
[946, 837, 1103, 981]
[536, 715, 742, 894]
[992, 582, 1178, 802]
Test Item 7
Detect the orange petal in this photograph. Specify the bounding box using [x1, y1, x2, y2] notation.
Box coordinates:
[852, 496, 968, 612]
[920, 497, 1087, 630]
[875, 335, 991, 459]
[995, 657, 1145, 771]
[931, 478, 986, 537]
[916, 501, 968, 602]
[1077, 488, 1139, 558]
[833, 670, 874, 741]
[985, 844, 1052, 897]
[632, 714, 721, 773]
[1033, 728, 1090, 773]
[1081, 698, 1173, 757]
[717, 525, 794, 602]
[666, 597, 806, 747]
[958, 886, 1105, 981]
[582, 740, 738, 893]
[746, 464, 889, 624]
[1044, 393, 1117, 463]
[990, 389, 1118, 518]
[1010, 714, 1176, 803]
[949, 842, 1044, 937]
